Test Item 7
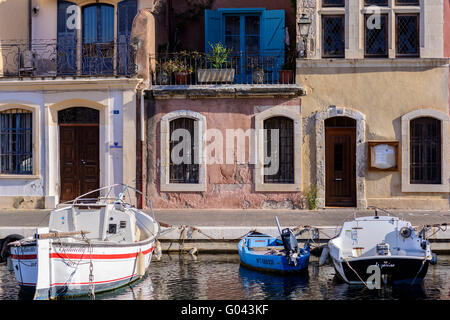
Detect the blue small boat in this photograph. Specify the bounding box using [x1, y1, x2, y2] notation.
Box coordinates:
[238, 218, 310, 274]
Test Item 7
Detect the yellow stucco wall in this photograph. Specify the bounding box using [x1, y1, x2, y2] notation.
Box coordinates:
[297, 59, 450, 209]
[0, 0, 28, 41]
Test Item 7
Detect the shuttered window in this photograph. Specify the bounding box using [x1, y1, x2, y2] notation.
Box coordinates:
[169, 118, 199, 184]
[0, 109, 33, 175]
[264, 117, 294, 184]
[410, 117, 441, 184]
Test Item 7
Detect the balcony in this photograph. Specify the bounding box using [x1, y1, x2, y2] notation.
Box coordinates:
[150, 51, 295, 86]
[0, 39, 137, 79]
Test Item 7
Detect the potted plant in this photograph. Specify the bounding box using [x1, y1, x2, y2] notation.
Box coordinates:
[155, 59, 177, 85]
[174, 61, 193, 85]
[247, 56, 264, 84]
[279, 44, 296, 84]
[197, 42, 234, 83]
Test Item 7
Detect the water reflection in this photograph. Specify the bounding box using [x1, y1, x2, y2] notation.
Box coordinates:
[0, 254, 449, 300]
[238, 266, 309, 299]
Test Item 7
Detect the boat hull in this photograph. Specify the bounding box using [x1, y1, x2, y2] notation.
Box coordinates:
[10, 240, 155, 299]
[238, 235, 310, 274]
[331, 256, 429, 285]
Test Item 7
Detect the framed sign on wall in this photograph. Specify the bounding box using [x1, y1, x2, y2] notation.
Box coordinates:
[368, 141, 399, 171]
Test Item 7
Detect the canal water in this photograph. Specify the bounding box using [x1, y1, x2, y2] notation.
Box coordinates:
[1, 254, 449, 300]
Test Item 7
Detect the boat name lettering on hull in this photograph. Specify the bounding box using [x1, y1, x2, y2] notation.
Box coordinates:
[256, 258, 274, 265]
[375, 261, 395, 268]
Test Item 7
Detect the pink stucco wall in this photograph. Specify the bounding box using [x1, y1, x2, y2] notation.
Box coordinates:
[445, 0, 450, 109]
[146, 96, 304, 209]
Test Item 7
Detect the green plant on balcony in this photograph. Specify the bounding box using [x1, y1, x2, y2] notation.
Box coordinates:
[206, 42, 232, 69]
[198, 42, 235, 84]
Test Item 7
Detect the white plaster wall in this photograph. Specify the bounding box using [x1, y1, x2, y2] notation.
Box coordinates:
[0, 91, 46, 197]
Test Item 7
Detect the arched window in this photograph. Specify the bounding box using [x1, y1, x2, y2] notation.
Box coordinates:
[410, 117, 441, 184]
[0, 109, 33, 174]
[263, 116, 294, 184]
[169, 117, 199, 184]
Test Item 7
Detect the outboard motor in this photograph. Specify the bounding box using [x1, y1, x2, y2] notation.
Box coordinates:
[281, 228, 299, 266]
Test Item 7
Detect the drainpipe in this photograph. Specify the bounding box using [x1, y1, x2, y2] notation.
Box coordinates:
[28, 0, 32, 49]
[136, 90, 145, 209]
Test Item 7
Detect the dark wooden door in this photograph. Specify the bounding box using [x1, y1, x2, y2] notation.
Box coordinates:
[60, 125, 99, 202]
[325, 127, 356, 207]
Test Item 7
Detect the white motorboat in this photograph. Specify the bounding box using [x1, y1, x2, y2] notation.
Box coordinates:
[8, 184, 160, 299]
[328, 207, 437, 285]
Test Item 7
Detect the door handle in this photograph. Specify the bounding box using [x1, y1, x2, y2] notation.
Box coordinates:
[334, 178, 343, 182]
[81, 159, 86, 165]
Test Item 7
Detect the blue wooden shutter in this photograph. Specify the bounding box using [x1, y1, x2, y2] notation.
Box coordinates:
[117, 0, 137, 75]
[204, 10, 221, 52]
[57, 0, 78, 75]
[261, 10, 285, 82]
[118, 0, 137, 38]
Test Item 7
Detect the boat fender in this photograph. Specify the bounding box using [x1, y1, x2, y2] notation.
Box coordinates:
[430, 253, 437, 265]
[154, 240, 162, 261]
[400, 227, 412, 239]
[137, 251, 145, 277]
[0, 234, 23, 263]
[319, 247, 330, 266]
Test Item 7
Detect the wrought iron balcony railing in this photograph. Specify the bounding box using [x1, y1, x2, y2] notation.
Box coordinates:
[151, 51, 294, 86]
[0, 39, 137, 78]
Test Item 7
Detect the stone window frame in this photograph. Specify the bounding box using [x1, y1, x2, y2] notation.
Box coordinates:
[0, 102, 41, 179]
[254, 105, 302, 192]
[401, 108, 449, 193]
[315, 107, 367, 209]
[160, 110, 206, 192]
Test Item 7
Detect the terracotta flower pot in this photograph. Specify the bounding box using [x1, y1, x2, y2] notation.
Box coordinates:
[279, 70, 294, 84]
[175, 72, 191, 85]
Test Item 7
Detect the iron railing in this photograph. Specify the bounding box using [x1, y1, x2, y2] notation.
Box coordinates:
[0, 39, 137, 78]
[151, 51, 293, 85]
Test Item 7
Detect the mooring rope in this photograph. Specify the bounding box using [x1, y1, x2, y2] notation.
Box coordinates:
[343, 258, 369, 289]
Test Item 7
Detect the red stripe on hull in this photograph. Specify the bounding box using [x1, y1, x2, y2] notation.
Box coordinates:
[12, 246, 154, 261]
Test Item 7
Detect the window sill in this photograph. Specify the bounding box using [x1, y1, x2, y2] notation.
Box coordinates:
[161, 183, 206, 192]
[0, 174, 41, 180]
[255, 183, 301, 192]
[402, 183, 449, 193]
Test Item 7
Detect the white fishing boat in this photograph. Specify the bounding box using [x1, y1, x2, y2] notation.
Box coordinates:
[328, 207, 437, 285]
[8, 184, 160, 300]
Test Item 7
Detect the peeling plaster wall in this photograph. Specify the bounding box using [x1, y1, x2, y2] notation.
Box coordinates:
[146, 96, 305, 209]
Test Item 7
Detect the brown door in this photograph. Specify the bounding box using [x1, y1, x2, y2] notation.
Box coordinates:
[60, 125, 99, 202]
[325, 127, 356, 207]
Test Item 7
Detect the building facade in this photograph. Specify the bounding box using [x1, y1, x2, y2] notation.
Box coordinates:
[297, 0, 449, 209]
[145, 0, 450, 210]
[0, 0, 157, 209]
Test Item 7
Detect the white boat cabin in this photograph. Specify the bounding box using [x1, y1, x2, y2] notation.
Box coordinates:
[48, 203, 143, 243]
[331, 215, 427, 259]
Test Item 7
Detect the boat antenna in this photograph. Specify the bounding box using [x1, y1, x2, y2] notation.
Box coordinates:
[275, 216, 283, 238]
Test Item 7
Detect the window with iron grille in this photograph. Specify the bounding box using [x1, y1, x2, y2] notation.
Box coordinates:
[322, 15, 345, 58]
[396, 14, 419, 57]
[322, 0, 345, 7]
[264, 117, 294, 184]
[169, 117, 199, 184]
[0, 109, 33, 175]
[410, 117, 441, 184]
[364, 14, 388, 57]
[364, 0, 388, 6]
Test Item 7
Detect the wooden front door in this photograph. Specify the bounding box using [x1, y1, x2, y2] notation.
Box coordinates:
[325, 127, 356, 207]
[60, 125, 100, 202]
